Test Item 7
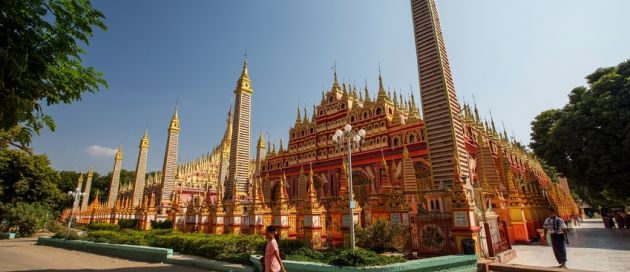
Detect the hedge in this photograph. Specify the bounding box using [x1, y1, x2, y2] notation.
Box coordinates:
[75, 229, 405, 266]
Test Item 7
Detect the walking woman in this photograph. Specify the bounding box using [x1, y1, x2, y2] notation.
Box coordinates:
[264, 226, 286, 272]
[544, 209, 569, 269]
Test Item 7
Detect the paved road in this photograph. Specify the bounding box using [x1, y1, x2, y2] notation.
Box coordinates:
[0, 238, 210, 272]
[509, 218, 630, 272]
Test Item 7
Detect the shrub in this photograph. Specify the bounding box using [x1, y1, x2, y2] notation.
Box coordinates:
[84, 229, 148, 245]
[4, 203, 51, 237]
[150, 219, 173, 229]
[279, 239, 307, 255]
[328, 248, 405, 267]
[356, 219, 409, 253]
[88, 222, 120, 231]
[117, 219, 138, 229]
[46, 220, 65, 233]
[149, 233, 266, 264]
[52, 228, 81, 240]
[285, 247, 327, 262]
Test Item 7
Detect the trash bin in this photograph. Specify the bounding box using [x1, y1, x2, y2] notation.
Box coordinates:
[461, 238, 476, 255]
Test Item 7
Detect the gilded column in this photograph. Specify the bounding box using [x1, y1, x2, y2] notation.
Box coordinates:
[160, 108, 180, 206]
[411, 0, 469, 187]
[132, 130, 150, 208]
[107, 145, 123, 209]
[226, 59, 253, 200]
[411, 0, 479, 254]
[81, 168, 94, 211]
[73, 174, 84, 212]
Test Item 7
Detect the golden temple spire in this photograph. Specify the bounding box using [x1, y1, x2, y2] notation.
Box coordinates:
[407, 93, 421, 122]
[303, 107, 309, 123]
[306, 163, 318, 202]
[236, 58, 252, 94]
[295, 106, 302, 124]
[474, 103, 481, 126]
[169, 106, 180, 132]
[332, 68, 341, 93]
[490, 114, 498, 136]
[115, 144, 123, 161]
[257, 131, 266, 149]
[364, 83, 371, 103]
[279, 172, 289, 201]
[77, 173, 84, 188]
[377, 72, 388, 102]
[379, 149, 393, 193]
[241, 57, 249, 77]
[311, 105, 317, 121]
[140, 129, 150, 148]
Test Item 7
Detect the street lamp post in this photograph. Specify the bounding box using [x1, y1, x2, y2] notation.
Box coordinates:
[67, 187, 86, 236]
[333, 124, 366, 250]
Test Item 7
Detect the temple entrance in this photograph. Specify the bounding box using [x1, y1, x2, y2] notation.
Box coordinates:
[351, 171, 370, 206]
[411, 211, 457, 256]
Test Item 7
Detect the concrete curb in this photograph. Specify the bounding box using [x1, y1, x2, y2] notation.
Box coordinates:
[37, 237, 476, 272]
[36, 237, 172, 262]
[0, 232, 16, 239]
[250, 254, 477, 272]
[165, 253, 254, 272]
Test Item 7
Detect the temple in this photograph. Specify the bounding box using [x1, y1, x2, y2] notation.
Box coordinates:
[64, 0, 579, 259]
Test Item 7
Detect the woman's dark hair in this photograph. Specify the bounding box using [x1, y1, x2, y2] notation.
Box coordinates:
[266, 225, 276, 233]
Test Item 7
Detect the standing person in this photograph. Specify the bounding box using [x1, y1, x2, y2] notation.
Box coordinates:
[608, 213, 616, 229]
[264, 226, 286, 272]
[602, 209, 611, 228]
[544, 209, 569, 269]
[623, 211, 630, 229]
[614, 211, 625, 229]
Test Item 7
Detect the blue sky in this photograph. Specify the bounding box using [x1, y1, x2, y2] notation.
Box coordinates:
[31, 0, 630, 174]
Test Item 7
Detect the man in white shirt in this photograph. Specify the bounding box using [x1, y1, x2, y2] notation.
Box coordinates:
[543, 208, 569, 268]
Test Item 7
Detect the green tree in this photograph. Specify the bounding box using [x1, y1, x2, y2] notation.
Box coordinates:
[0, 0, 107, 151]
[0, 149, 63, 221]
[530, 59, 630, 206]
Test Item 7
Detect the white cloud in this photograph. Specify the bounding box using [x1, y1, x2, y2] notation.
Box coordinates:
[86, 145, 117, 158]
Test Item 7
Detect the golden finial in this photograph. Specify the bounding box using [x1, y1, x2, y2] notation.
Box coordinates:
[115, 144, 123, 161]
[169, 106, 180, 132]
[140, 129, 150, 148]
[377, 66, 387, 101]
[257, 131, 266, 148]
[332, 61, 340, 92]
